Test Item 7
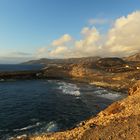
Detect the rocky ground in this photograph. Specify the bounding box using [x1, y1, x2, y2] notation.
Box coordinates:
[41, 57, 140, 92]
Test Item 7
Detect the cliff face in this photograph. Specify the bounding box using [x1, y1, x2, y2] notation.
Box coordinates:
[69, 61, 140, 92]
[28, 81, 140, 140]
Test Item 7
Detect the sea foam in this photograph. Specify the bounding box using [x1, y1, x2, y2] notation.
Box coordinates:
[58, 81, 80, 96]
[13, 122, 41, 132]
[94, 89, 121, 100]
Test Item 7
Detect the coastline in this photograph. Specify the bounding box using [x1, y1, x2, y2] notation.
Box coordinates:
[26, 80, 140, 140]
[0, 63, 139, 92]
[0, 62, 140, 139]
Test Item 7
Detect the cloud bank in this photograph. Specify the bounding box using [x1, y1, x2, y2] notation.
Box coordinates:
[37, 11, 140, 58]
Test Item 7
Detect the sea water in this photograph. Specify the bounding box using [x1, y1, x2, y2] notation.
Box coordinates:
[0, 65, 126, 139]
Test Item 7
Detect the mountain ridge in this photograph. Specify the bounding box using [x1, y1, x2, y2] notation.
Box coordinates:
[124, 52, 140, 61]
[22, 52, 140, 66]
[22, 57, 100, 65]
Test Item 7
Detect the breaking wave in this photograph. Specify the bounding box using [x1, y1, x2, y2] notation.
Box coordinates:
[41, 121, 58, 133]
[94, 89, 121, 100]
[13, 122, 41, 132]
[57, 81, 81, 96]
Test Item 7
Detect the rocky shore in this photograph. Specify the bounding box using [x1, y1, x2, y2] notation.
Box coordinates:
[6, 56, 139, 140]
[1, 57, 140, 92]
[20, 80, 140, 140]
[0, 55, 136, 140]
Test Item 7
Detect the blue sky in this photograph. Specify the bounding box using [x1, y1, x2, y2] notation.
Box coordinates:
[0, 0, 140, 63]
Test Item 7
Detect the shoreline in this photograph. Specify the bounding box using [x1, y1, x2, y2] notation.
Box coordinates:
[1, 77, 126, 139]
[0, 71, 127, 93]
[25, 80, 140, 140]
[0, 63, 139, 93]
[0, 63, 139, 139]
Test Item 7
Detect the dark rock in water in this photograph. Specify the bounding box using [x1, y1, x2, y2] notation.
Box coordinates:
[0, 70, 44, 80]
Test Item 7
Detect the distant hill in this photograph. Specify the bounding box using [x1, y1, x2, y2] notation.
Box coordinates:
[97, 57, 126, 67]
[124, 52, 140, 61]
[22, 57, 101, 65]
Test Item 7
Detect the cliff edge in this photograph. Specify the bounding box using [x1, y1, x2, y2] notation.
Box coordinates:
[27, 81, 140, 140]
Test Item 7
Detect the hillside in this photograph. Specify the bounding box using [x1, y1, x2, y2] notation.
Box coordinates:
[124, 52, 140, 61]
[22, 57, 100, 65]
[23, 53, 140, 65]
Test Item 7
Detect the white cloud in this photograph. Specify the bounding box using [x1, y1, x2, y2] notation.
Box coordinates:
[36, 47, 49, 58]
[52, 34, 72, 46]
[49, 46, 70, 57]
[105, 11, 140, 56]
[36, 11, 140, 58]
[41, 27, 102, 58]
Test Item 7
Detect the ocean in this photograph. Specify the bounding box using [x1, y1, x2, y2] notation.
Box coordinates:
[0, 65, 126, 139]
[0, 64, 43, 72]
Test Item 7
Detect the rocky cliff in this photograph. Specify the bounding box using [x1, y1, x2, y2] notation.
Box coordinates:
[27, 80, 140, 140]
[69, 59, 140, 92]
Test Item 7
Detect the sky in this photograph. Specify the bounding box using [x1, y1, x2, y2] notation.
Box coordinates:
[0, 0, 140, 63]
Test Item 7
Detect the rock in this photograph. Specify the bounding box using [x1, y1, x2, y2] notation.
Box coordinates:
[128, 80, 140, 95]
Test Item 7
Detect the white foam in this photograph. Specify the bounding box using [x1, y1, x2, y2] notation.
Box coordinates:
[57, 82, 80, 96]
[41, 121, 58, 132]
[8, 134, 27, 140]
[0, 79, 5, 82]
[95, 89, 121, 100]
[13, 122, 41, 132]
[16, 134, 27, 139]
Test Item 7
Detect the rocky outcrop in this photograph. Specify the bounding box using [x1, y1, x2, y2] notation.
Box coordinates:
[70, 65, 93, 78]
[128, 80, 140, 95]
[0, 70, 43, 80]
[69, 62, 140, 92]
[26, 80, 140, 140]
[124, 52, 140, 62]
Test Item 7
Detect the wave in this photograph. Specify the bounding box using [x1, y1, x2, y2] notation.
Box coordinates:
[44, 121, 58, 132]
[13, 122, 41, 132]
[94, 89, 121, 100]
[0, 79, 5, 82]
[11, 121, 58, 140]
[57, 81, 80, 96]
